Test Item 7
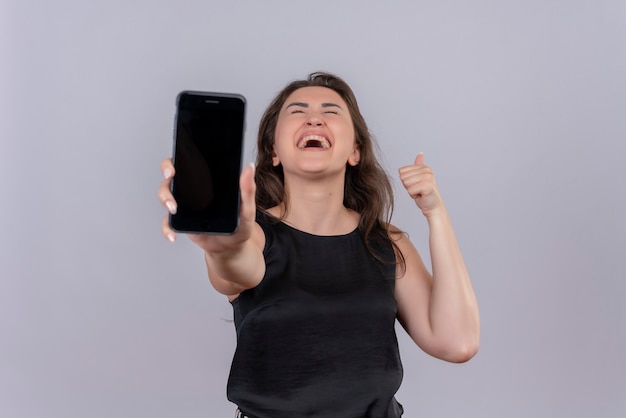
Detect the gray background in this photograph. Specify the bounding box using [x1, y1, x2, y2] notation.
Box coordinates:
[2, 0, 625, 417]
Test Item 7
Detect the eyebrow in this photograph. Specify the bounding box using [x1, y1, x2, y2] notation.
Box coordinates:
[285, 102, 343, 110]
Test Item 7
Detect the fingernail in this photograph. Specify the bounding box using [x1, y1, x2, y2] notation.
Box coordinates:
[167, 232, 175, 243]
[163, 168, 173, 179]
[249, 162, 255, 172]
[166, 201, 177, 214]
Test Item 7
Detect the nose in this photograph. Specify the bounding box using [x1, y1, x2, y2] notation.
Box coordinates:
[305, 113, 324, 126]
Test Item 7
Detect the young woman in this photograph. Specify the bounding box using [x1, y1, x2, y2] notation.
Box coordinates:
[158, 72, 479, 418]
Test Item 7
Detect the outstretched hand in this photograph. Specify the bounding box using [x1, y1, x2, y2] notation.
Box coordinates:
[398, 153, 445, 218]
[158, 158, 257, 254]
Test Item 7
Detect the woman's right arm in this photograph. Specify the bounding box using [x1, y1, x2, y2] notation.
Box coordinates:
[158, 158, 265, 296]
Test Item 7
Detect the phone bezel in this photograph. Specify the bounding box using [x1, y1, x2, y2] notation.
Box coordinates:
[169, 90, 246, 235]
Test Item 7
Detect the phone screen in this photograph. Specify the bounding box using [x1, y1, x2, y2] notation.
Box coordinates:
[170, 91, 246, 234]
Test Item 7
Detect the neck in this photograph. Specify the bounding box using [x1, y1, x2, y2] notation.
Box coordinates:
[269, 174, 359, 235]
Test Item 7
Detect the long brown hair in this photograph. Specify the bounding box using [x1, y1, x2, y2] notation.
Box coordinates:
[255, 72, 405, 272]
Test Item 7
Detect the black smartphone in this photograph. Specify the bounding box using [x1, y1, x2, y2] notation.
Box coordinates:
[169, 91, 246, 234]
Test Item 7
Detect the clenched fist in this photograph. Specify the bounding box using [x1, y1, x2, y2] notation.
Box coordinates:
[398, 153, 445, 219]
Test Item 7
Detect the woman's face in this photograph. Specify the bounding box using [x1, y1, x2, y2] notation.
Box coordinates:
[272, 86, 360, 177]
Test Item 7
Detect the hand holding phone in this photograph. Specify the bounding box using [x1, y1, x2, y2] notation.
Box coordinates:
[169, 91, 246, 234]
[159, 158, 257, 250]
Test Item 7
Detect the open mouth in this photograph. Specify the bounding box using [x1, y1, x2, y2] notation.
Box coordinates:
[297, 134, 331, 149]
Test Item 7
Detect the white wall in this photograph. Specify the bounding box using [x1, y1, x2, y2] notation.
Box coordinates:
[2, 0, 625, 417]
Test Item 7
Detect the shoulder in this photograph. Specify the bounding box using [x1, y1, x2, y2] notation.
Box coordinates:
[254, 210, 278, 248]
[251, 219, 267, 251]
[384, 224, 427, 280]
[382, 223, 412, 266]
[255, 209, 278, 229]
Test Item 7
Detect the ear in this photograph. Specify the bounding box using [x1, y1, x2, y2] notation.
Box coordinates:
[347, 145, 361, 167]
[272, 150, 281, 167]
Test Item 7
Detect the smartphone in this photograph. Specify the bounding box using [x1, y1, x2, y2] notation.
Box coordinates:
[169, 91, 246, 234]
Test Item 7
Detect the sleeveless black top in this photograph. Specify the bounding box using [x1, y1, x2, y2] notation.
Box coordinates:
[227, 211, 404, 418]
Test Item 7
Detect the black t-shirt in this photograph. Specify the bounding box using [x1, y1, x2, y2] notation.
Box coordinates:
[227, 211, 404, 418]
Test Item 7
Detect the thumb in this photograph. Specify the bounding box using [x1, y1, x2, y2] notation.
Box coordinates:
[414, 152, 424, 166]
[239, 162, 257, 221]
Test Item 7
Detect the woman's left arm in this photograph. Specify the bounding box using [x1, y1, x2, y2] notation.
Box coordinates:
[394, 153, 480, 363]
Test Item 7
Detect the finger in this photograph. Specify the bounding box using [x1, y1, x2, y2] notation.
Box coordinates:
[157, 179, 177, 214]
[400, 174, 422, 189]
[161, 215, 176, 242]
[160, 158, 175, 179]
[406, 180, 435, 200]
[414, 152, 424, 166]
[398, 163, 420, 177]
[398, 164, 432, 182]
[400, 170, 435, 194]
[398, 153, 425, 176]
[239, 163, 257, 223]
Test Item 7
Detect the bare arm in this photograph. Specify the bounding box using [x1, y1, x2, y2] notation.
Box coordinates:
[203, 222, 266, 297]
[158, 159, 265, 296]
[395, 153, 480, 363]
